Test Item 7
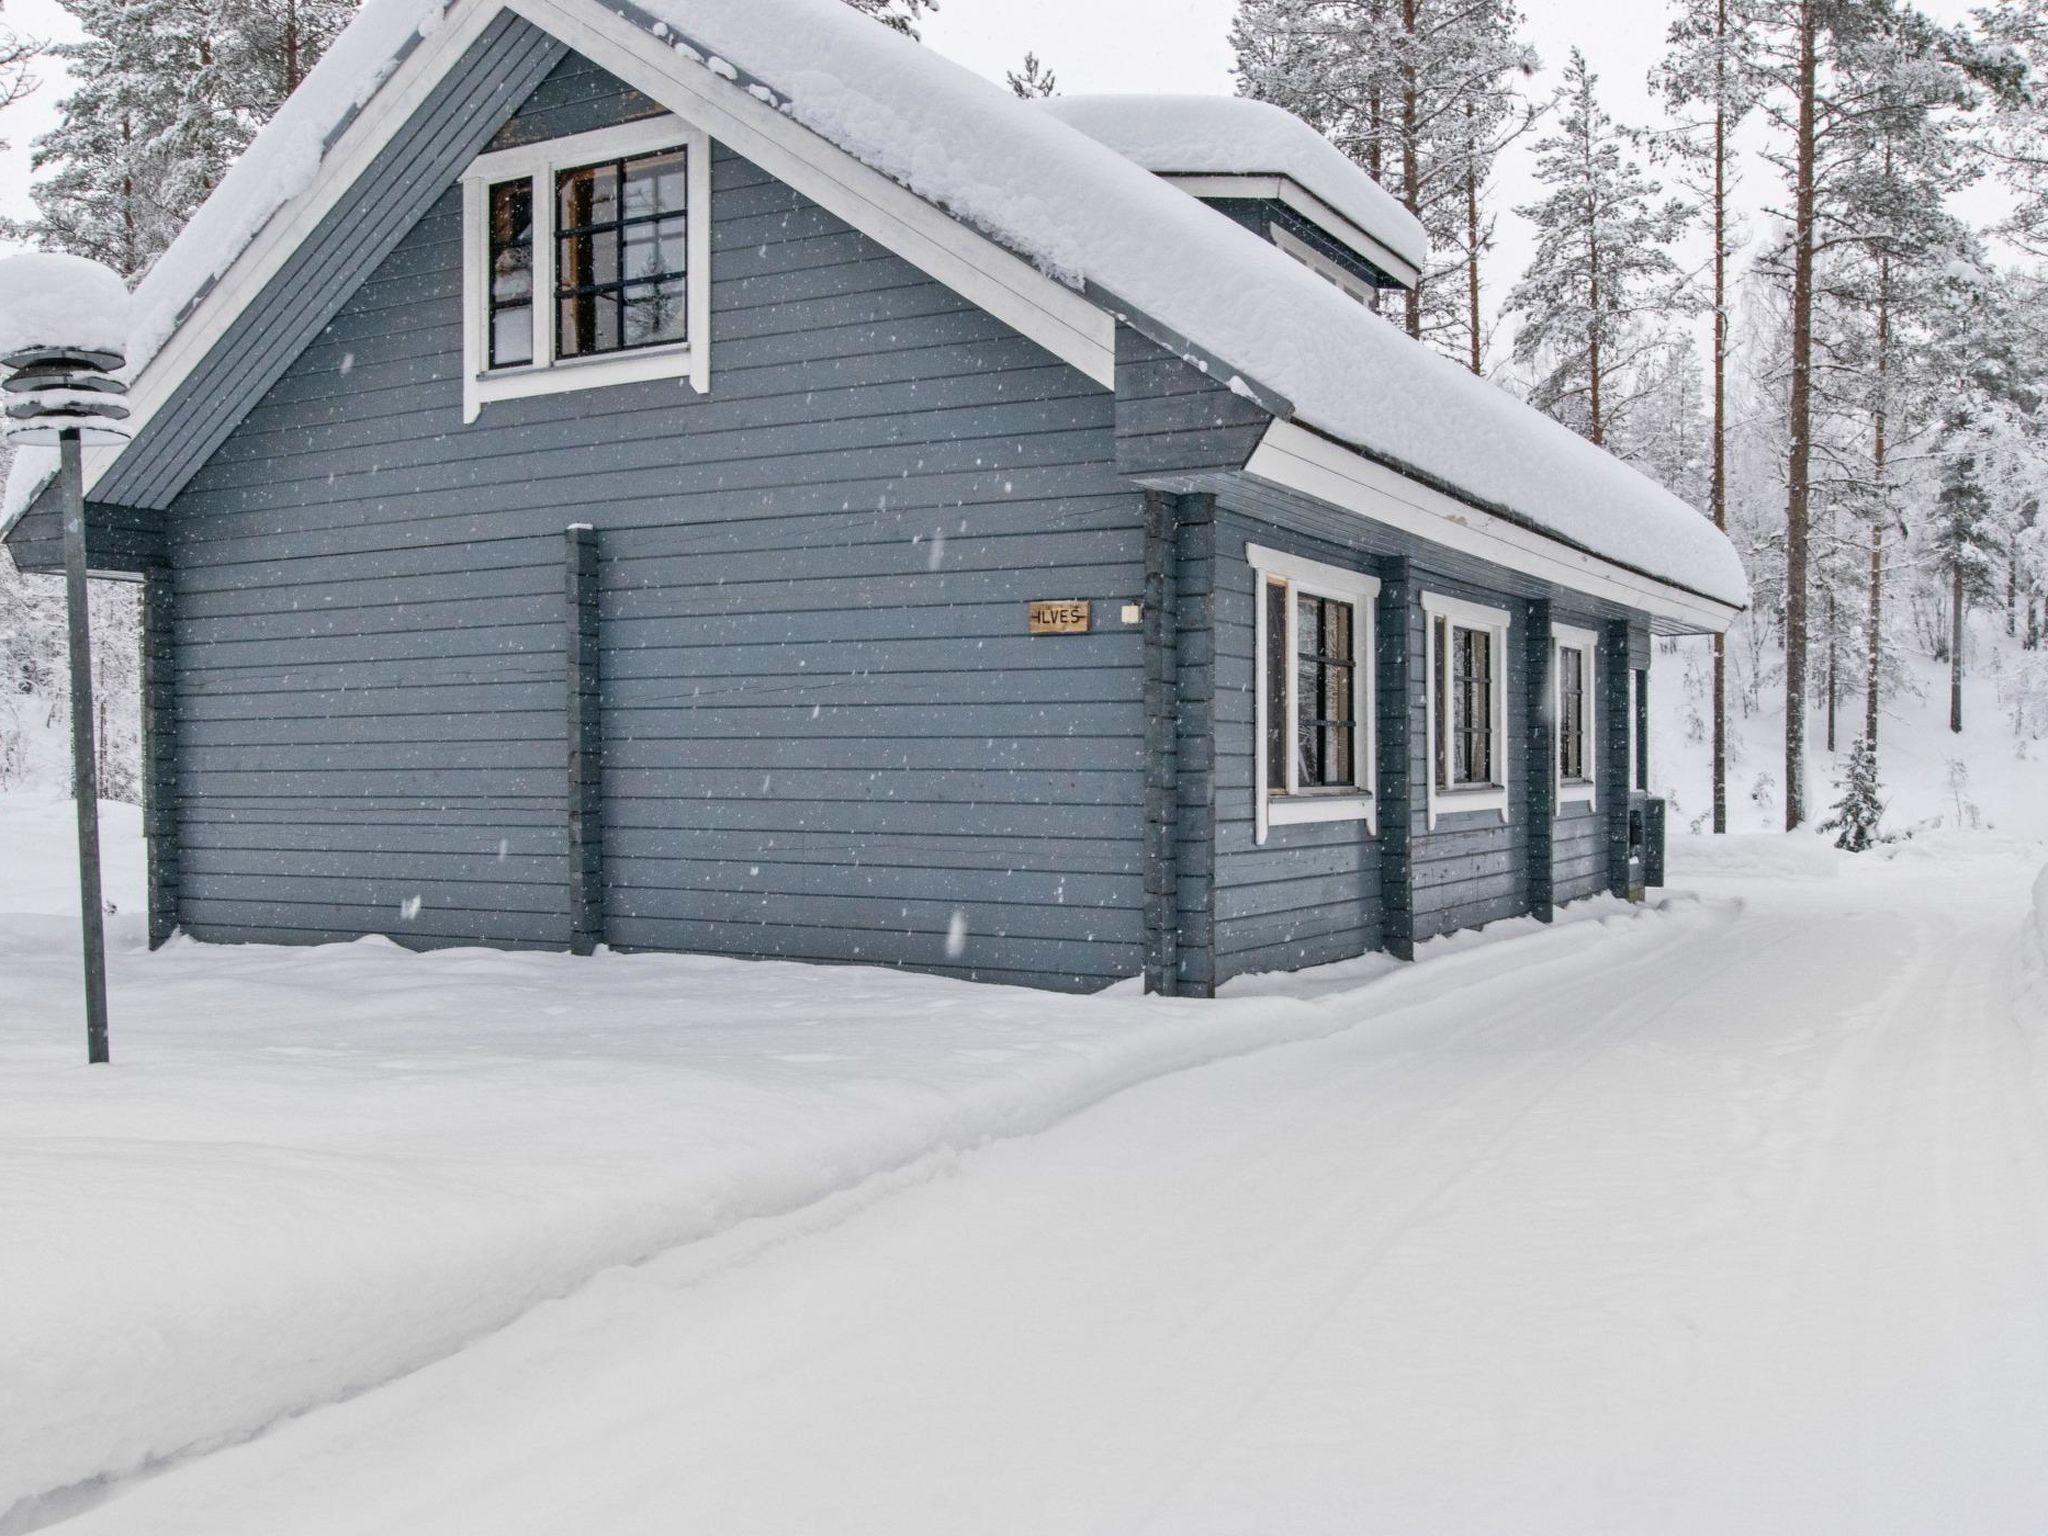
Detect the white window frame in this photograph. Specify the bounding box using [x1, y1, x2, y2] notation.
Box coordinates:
[460, 115, 713, 423]
[1270, 224, 1379, 306]
[1250, 544, 1379, 845]
[1552, 622, 1599, 812]
[1422, 591, 1511, 830]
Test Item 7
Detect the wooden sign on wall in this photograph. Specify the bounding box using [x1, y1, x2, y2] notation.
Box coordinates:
[1027, 600, 1092, 635]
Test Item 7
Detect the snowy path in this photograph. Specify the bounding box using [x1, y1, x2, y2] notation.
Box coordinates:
[37, 842, 2048, 1535]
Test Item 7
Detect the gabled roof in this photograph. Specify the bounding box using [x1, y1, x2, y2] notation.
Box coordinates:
[2, 0, 1748, 620]
[1038, 94, 1429, 282]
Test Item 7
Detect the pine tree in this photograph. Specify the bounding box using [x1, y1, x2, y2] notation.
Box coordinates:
[1742, 0, 2007, 826]
[1007, 51, 1056, 99]
[1655, 0, 1761, 834]
[840, 0, 934, 39]
[0, 0, 39, 149]
[1506, 50, 1692, 449]
[1818, 734, 1885, 850]
[25, 0, 355, 276]
[1231, 0, 1538, 363]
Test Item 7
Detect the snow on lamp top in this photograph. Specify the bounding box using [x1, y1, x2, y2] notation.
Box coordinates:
[0, 253, 133, 446]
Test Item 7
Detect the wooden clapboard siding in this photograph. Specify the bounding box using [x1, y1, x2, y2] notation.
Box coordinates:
[165, 49, 1146, 990]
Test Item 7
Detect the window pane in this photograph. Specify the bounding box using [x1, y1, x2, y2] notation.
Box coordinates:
[621, 277, 689, 349]
[489, 179, 532, 250]
[552, 148, 690, 360]
[490, 303, 533, 368]
[624, 150, 687, 219]
[623, 220, 688, 284]
[557, 161, 620, 232]
[1265, 579, 1289, 793]
[558, 290, 620, 358]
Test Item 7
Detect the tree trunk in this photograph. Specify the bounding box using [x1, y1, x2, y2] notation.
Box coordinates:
[1782, 0, 1818, 828]
[1950, 559, 1965, 733]
[1465, 163, 1483, 373]
[285, 0, 302, 92]
[1401, 0, 1422, 341]
[1825, 587, 1838, 753]
[1866, 251, 1887, 747]
[1711, 0, 1729, 834]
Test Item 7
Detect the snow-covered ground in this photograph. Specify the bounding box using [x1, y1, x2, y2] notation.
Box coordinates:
[7, 794, 2048, 1533]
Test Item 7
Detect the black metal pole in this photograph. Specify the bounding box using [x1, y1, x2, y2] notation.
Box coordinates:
[59, 425, 110, 1064]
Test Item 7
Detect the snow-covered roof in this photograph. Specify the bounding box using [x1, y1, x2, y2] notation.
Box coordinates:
[1038, 94, 1429, 280]
[1, 0, 1748, 614]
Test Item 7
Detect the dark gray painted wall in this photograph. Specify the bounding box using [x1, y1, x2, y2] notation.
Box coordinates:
[164, 49, 1147, 990]
[1199, 489, 1649, 983]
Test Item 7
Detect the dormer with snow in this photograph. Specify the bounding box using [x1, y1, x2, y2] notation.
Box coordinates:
[1041, 96, 1425, 297]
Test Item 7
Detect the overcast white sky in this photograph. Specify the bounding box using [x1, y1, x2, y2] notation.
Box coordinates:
[0, 0, 1997, 340]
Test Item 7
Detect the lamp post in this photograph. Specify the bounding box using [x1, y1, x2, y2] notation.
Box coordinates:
[1, 253, 133, 1065]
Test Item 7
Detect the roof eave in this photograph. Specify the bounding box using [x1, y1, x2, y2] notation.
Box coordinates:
[1243, 418, 1746, 635]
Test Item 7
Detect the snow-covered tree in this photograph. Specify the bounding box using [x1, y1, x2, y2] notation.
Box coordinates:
[1506, 49, 1692, 449]
[1818, 734, 1885, 849]
[1007, 51, 1056, 99]
[1655, 0, 1763, 833]
[1231, 0, 1539, 363]
[0, 0, 39, 149]
[24, 0, 354, 276]
[841, 0, 933, 38]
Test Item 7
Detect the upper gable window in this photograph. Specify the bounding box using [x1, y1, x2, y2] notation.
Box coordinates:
[461, 117, 711, 422]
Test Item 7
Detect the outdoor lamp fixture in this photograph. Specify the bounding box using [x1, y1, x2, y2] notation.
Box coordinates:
[0, 252, 133, 1066]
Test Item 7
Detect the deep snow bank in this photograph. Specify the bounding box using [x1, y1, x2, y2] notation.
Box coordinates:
[0, 796, 1696, 1527]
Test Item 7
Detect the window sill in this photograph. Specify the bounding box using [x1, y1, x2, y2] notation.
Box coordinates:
[467, 342, 703, 422]
[1558, 781, 1598, 810]
[1427, 783, 1509, 828]
[1261, 791, 1376, 839]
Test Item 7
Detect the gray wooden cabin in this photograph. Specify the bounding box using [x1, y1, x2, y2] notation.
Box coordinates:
[2, 0, 1742, 994]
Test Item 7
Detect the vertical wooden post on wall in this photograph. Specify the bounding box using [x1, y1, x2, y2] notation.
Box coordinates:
[1142, 491, 1180, 996]
[59, 429, 111, 1063]
[1172, 494, 1217, 997]
[1604, 619, 1634, 899]
[1376, 557, 1416, 961]
[1524, 598, 1555, 923]
[142, 564, 180, 949]
[565, 526, 604, 955]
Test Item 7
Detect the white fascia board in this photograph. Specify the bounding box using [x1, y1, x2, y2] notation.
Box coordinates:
[505, 0, 1115, 390]
[1159, 173, 1422, 290]
[1245, 419, 1742, 637]
[76, 0, 511, 503]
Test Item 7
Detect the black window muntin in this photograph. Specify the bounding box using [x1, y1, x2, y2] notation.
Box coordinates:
[555, 146, 689, 361]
